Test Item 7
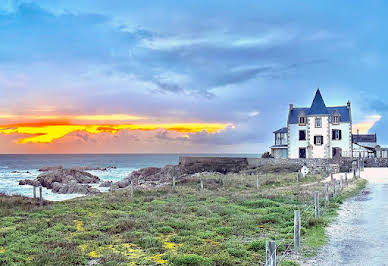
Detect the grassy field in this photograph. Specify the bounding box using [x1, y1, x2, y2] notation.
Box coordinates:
[0, 170, 366, 265]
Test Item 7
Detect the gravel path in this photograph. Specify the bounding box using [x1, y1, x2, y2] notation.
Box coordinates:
[303, 168, 388, 266]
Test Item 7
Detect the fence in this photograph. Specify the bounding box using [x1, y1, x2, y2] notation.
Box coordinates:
[30, 185, 45, 206]
[265, 161, 364, 266]
[123, 160, 365, 265]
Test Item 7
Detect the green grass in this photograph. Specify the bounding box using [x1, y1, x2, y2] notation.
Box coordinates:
[0, 173, 366, 265]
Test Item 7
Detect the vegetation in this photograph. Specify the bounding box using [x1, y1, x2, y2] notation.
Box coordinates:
[0, 172, 366, 265]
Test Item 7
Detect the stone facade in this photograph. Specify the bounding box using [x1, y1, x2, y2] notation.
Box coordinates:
[272, 89, 353, 159]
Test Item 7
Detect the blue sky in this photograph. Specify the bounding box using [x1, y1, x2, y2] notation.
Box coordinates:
[0, 0, 387, 153]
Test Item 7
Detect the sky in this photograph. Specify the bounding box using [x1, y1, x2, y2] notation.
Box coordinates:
[0, 0, 387, 154]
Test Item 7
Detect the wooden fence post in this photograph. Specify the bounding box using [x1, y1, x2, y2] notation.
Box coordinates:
[33, 185, 36, 199]
[39, 186, 43, 206]
[330, 173, 334, 183]
[345, 173, 348, 186]
[333, 178, 336, 197]
[130, 178, 134, 198]
[172, 175, 176, 190]
[324, 183, 329, 207]
[294, 210, 300, 252]
[256, 175, 260, 190]
[265, 241, 276, 266]
[200, 178, 204, 191]
[314, 191, 319, 218]
[340, 176, 344, 191]
[297, 172, 302, 183]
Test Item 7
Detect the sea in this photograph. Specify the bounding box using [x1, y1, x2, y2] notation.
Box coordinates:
[0, 154, 259, 201]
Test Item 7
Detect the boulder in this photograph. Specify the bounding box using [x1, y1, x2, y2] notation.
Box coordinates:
[18, 179, 40, 186]
[38, 165, 63, 172]
[19, 168, 101, 195]
[99, 181, 113, 187]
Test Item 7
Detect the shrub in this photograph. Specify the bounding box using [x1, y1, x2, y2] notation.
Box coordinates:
[242, 199, 281, 208]
[158, 226, 174, 234]
[248, 239, 267, 252]
[226, 247, 247, 258]
[135, 236, 163, 250]
[210, 252, 235, 265]
[256, 213, 282, 224]
[169, 254, 212, 266]
[216, 227, 233, 235]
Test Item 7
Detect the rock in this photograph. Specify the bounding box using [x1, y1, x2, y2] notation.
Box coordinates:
[56, 183, 99, 194]
[36, 168, 100, 189]
[19, 179, 40, 186]
[99, 181, 112, 187]
[39, 165, 63, 172]
[19, 168, 100, 195]
[11, 170, 19, 173]
[72, 166, 116, 171]
[110, 165, 190, 191]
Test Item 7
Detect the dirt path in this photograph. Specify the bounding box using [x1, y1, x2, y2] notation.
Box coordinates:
[303, 168, 388, 265]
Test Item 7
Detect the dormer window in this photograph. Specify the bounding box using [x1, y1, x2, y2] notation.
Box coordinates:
[298, 112, 306, 126]
[331, 110, 340, 125]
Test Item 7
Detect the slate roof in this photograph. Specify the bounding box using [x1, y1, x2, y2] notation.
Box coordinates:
[352, 134, 377, 143]
[307, 89, 328, 115]
[273, 127, 288, 134]
[287, 90, 351, 124]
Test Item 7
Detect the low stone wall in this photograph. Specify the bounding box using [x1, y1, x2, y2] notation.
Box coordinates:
[179, 157, 338, 174]
[363, 158, 388, 167]
[179, 156, 388, 175]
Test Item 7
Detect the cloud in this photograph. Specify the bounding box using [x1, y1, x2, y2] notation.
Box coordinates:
[2, 1, 387, 153]
[353, 115, 381, 134]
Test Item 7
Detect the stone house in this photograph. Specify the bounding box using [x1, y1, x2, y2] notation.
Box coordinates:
[271, 89, 353, 159]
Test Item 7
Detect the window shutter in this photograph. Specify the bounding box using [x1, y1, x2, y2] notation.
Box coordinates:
[321, 136, 323, 144]
[332, 130, 335, 140]
[339, 130, 342, 140]
[314, 136, 317, 144]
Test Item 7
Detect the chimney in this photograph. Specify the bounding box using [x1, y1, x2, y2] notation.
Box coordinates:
[347, 100, 351, 108]
[289, 104, 293, 111]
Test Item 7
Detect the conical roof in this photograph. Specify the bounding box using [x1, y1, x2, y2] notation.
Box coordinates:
[307, 89, 328, 115]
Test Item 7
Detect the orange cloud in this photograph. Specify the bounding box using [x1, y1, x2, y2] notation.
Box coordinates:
[0, 122, 231, 144]
[353, 114, 381, 134]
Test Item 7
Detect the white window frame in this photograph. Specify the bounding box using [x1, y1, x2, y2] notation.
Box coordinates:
[299, 116, 306, 126]
[315, 117, 322, 128]
[333, 129, 341, 140]
[315, 135, 323, 145]
[333, 116, 339, 124]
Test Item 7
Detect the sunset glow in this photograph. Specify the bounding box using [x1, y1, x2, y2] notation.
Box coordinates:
[0, 122, 231, 144]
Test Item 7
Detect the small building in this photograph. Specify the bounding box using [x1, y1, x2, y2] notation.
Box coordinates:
[271, 89, 353, 159]
[352, 133, 377, 158]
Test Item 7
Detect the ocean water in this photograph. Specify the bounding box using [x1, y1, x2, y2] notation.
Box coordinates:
[0, 154, 258, 201]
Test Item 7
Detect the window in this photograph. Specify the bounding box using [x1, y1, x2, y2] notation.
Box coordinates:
[315, 118, 322, 128]
[299, 116, 306, 125]
[314, 136, 323, 145]
[299, 130, 306, 140]
[332, 129, 342, 140]
[333, 116, 340, 124]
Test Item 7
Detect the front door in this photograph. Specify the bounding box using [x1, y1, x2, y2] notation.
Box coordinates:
[332, 147, 342, 158]
[299, 148, 306, 158]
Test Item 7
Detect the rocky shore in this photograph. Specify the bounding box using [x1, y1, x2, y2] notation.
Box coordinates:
[17, 159, 300, 197]
[19, 168, 101, 195]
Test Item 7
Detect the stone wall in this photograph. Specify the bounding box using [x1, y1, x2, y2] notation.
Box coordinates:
[179, 156, 338, 174]
[179, 156, 388, 175]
